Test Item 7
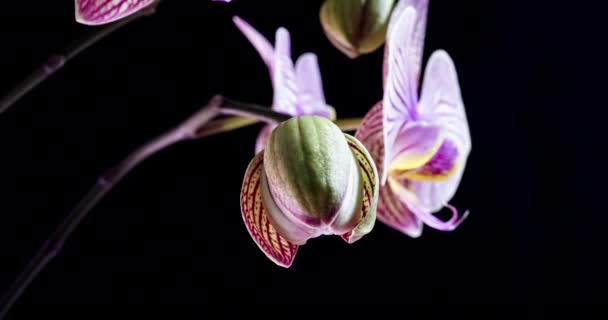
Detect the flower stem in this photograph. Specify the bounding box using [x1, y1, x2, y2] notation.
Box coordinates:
[0, 95, 289, 319]
[0, 3, 159, 117]
[335, 117, 363, 132]
[197, 116, 364, 138]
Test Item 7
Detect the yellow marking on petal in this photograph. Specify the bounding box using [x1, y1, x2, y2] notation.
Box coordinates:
[400, 158, 462, 182]
[388, 132, 445, 173]
[387, 176, 420, 207]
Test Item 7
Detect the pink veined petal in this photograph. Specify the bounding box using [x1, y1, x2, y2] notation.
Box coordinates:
[414, 50, 471, 211]
[272, 28, 298, 115]
[388, 177, 468, 232]
[75, 0, 156, 25]
[355, 102, 422, 237]
[295, 53, 333, 119]
[355, 102, 386, 178]
[232, 16, 275, 76]
[254, 124, 274, 154]
[240, 152, 298, 268]
[340, 134, 379, 243]
[382, 7, 421, 183]
[383, 0, 428, 90]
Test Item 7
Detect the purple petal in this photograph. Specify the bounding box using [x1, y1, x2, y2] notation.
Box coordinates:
[414, 50, 471, 211]
[75, 0, 156, 25]
[340, 134, 379, 243]
[232, 16, 275, 76]
[271, 28, 298, 115]
[388, 121, 444, 174]
[389, 177, 468, 231]
[383, 1, 428, 89]
[404, 138, 460, 181]
[295, 54, 333, 119]
[382, 7, 422, 183]
[355, 102, 423, 237]
[240, 152, 298, 268]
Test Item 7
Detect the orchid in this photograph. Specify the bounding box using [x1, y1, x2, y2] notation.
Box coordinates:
[241, 116, 379, 267]
[75, 0, 231, 25]
[233, 16, 336, 153]
[355, 0, 472, 238]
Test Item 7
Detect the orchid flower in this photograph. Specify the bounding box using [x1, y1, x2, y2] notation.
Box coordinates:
[233, 16, 336, 153]
[355, 0, 471, 238]
[241, 116, 379, 267]
[75, 0, 231, 25]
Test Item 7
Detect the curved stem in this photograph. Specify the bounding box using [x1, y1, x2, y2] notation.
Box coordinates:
[0, 3, 159, 117]
[0, 95, 289, 319]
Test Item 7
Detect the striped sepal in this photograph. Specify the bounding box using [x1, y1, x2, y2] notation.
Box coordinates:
[340, 134, 379, 243]
[240, 152, 298, 268]
[75, 0, 156, 25]
[355, 102, 423, 238]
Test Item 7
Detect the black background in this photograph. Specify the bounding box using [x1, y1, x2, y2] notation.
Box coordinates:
[0, 0, 605, 318]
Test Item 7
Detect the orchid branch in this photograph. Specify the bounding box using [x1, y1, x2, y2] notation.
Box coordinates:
[0, 95, 290, 319]
[196, 116, 364, 138]
[0, 2, 159, 117]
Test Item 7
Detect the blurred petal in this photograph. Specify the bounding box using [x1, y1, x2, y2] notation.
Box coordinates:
[232, 16, 275, 76]
[355, 103, 422, 237]
[241, 152, 298, 268]
[295, 53, 333, 119]
[383, 0, 428, 87]
[75, 0, 155, 25]
[340, 134, 379, 243]
[382, 7, 422, 182]
[388, 177, 468, 231]
[414, 50, 471, 211]
[272, 28, 298, 115]
[255, 125, 274, 154]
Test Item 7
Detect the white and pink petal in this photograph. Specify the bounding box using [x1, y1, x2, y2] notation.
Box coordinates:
[382, 7, 423, 182]
[415, 50, 471, 211]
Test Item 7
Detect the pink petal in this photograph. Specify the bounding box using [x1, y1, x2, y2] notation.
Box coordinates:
[254, 124, 274, 154]
[355, 102, 423, 237]
[383, 1, 428, 90]
[414, 50, 471, 211]
[295, 54, 333, 119]
[232, 16, 275, 76]
[340, 134, 379, 243]
[272, 28, 298, 115]
[382, 7, 422, 183]
[75, 0, 156, 25]
[240, 152, 298, 268]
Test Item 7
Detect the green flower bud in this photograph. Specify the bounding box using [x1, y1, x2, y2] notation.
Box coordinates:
[320, 0, 396, 58]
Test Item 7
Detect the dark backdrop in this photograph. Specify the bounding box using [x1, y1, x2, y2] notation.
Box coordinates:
[0, 0, 605, 318]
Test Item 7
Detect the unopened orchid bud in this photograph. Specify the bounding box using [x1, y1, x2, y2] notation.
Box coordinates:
[240, 116, 379, 267]
[320, 0, 396, 58]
